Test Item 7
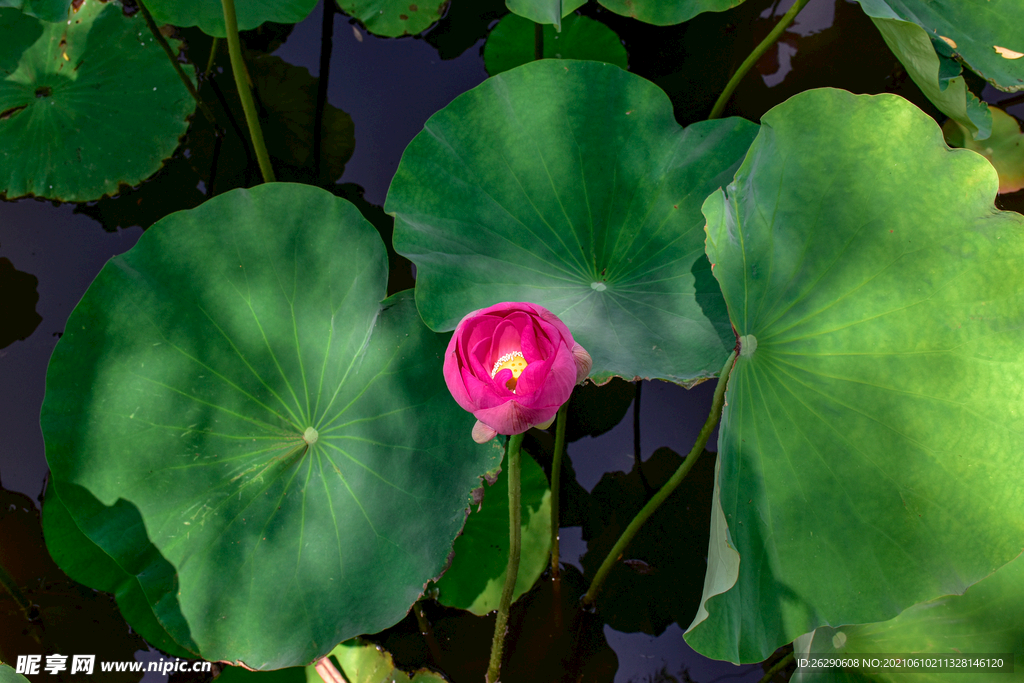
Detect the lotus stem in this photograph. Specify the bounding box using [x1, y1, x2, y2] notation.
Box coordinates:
[708, 0, 811, 119]
[759, 651, 795, 683]
[220, 0, 276, 182]
[534, 22, 543, 61]
[137, 0, 217, 126]
[486, 432, 525, 683]
[314, 656, 348, 683]
[550, 402, 568, 579]
[582, 350, 737, 607]
[314, 0, 336, 181]
[205, 38, 220, 81]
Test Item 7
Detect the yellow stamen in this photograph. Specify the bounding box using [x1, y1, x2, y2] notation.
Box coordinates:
[491, 351, 528, 391]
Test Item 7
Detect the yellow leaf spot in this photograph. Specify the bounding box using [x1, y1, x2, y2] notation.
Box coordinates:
[994, 45, 1024, 59]
[939, 36, 956, 49]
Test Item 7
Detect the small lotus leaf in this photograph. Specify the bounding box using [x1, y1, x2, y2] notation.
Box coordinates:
[484, 12, 627, 77]
[597, 0, 745, 26]
[143, 0, 318, 38]
[434, 451, 550, 615]
[0, 0, 195, 201]
[504, 0, 585, 30]
[334, 0, 445, 37]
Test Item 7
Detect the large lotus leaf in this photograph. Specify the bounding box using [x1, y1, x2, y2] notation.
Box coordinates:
[0, 0, 195, 201]
[0, 0, 66, 22]
[792, 555, 1024, 683]
[597, 0, 744, 26]
[42, 481, 195, 659]
[504, 0, 585, 30]
[41, 183, 503, 669]
[143, 0, 317, 38]
[434, 450, 550, 615]
[683, 88, 1024, 663]
[334, 0, 445, 38]
[484, 12, 627, 77]
[944, 106, 1024, 194]
[387, 60, 759, 385]
[855, 0, 1024, 93]
[852, 4, 991, 140]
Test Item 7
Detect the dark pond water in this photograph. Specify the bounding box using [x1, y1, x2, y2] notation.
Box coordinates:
[3, 0, 1024, 681]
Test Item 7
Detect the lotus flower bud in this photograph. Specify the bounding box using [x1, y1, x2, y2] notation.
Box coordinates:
[443, 302, 590, 441]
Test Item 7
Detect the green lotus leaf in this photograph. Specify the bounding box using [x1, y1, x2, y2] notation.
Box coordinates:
[793, 555, 1024, 683]
[854, 2, 991, 140]
[41, 183, 503, 669]
[684, 88, 1024, 663]
[143, 0, 318, 38]
[0, 0, 66, 22]
[0, 0, 195, 201]
[504, 0, 585, 30]
[329, 639, 448, 683]
[334, 0, 445, 38]
[42, 482, 195, 659]
[387, 60, 759, 385]
[597, 0, 745, 26]
[434, 450, 550, 615]
[855, 0, 1024, 93]
[0, 665, 31, 683]
[944, 106, 1024, 194]
[484, 12, 627, 77]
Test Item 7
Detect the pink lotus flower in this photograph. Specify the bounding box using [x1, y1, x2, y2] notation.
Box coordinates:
[443, 302, 592, 443]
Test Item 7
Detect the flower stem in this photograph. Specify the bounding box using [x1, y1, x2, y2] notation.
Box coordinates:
[486, 432, 525, 683]
[708, 0, 811, 119]
[220, 0, 276, 183]
[137, 0, 218, 126]
[550, 402, 568, 579]
[581, 351, 737, 608]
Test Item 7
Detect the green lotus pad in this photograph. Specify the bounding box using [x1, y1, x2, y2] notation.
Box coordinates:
[434, 450, 550, 615]
[484, 12, 627, 77]
[334, 0, 447, 37]
[685, 89, 1024, 663]
[505, 0, 586, 30]
[144, 0, 318, 38]
[41, 183, 503, 669]
[793, 555, 1024, 683]
[387, 60, 759, 386]
[598, 0, 745, 26]
[0, 1, 195, 201]
[855, 0, 1024, 93]
[0, 665, 31, 683]
[944, 106, 1024, 194]
[0, 0, 68, 21]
